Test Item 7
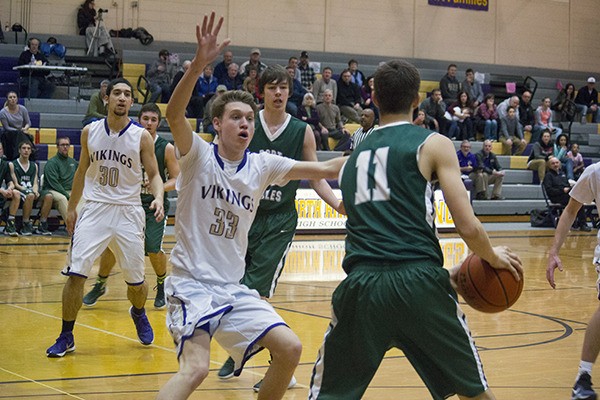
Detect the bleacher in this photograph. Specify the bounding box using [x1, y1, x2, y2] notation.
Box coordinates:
[3, 33, 600, 224]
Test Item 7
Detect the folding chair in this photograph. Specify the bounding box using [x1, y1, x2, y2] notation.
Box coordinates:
[541, 183, 564, 227]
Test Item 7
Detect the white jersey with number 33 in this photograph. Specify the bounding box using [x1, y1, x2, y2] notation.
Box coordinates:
[83, 118, 143, 205]
[170, 133, 296, 285]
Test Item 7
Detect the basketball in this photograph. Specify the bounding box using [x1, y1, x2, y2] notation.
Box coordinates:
[455, 253, 523, 313]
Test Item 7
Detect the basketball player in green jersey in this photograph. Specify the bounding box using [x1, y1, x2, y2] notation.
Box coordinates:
[218, 65, 344, 389]
[307, 60, 523, 400]
[8, 141, 54, 236]
[82, 103, 179, 309]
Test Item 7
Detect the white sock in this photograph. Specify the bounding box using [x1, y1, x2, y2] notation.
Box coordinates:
[577, 361, 594, 379]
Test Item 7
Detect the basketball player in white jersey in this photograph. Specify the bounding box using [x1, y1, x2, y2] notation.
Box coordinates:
[156, 13, 346, 400]
[46, 78, 165, 357]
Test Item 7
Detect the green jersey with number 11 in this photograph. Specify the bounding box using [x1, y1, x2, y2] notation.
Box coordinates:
[340, 121, 443, 272]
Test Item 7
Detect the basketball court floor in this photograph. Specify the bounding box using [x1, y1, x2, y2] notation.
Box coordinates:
[1, 226, 599, 399]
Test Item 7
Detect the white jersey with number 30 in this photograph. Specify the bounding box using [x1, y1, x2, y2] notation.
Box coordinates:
[83, 118, 143, 205]
[170, 133, 296, 285]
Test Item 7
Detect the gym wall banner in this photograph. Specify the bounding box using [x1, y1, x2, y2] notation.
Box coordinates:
[428, 0, 489, 12]
[294, 189, 456, 232]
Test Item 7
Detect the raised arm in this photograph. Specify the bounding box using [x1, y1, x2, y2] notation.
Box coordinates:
[165, 12, 230, 156]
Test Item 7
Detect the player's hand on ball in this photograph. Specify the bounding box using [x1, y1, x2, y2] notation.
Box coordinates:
[489, 246, 523, 281]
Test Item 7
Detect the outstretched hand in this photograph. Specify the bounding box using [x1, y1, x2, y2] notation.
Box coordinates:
[191, 12, 231, 72]
[546, 253, 564, 289]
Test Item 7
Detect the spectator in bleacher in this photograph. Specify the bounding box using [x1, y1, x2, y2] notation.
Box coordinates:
[298, 51, 316, 91]
[554, 133, 576, 184]
[499, 105, 527, 155]
[527, 128, 554, 182]
[413, 109, 434, 129]
[196, 64, 219, 103]
[475, 139, 505, 200]
[0, 91, 32, 161]
[242, 69, 261, 105]
[147, 49, 177, 104]
[360, 75, 379, 122]
[419, 88, 446, 134]
[312, 66, 337, 104]
[535, 96, 562, 137]
[447, 91, 474, 141]
[170, 60, 190, 94]
[298, 93, 326, 150]
[543, 156, 590, 231]
[552, 83, 577, 123]
[439, 63, 460, 104]
[475, 93, 499, 141]
[202, 85, 228, 136]
[287, 56, 302, 82]
[348, 59, 365, 88]
[221, 63, 243, 91]
[17, 38, 55, 99]
[574, 77, 600, 124]
[8, 141, 53, 235]
[316, 89, 351, 151]
[285, 66, 307, 117]
[240, 48, 267, 78]
[170, 60, 203, 119]
[77, 0, 115, 57]
[567, 143, 585, 180]
[360, 76, 374, 109]
[519, 90, 535, 140]
[42, 136, 78, 225]
[336, 69, 363, 124]
[497, 95, 520, 120]
[462, 68, 483, 108]
[349, 108, 376, 151]
[82, 79, 108, 126]
[213, 50, 233, 83]
[456, 140, 483, 195]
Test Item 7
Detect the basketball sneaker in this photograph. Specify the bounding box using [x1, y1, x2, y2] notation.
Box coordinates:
[154, 282, 166, 309]
[252, 375, 297, 393]
[572, 372, 597, 400]
[21, 221, 33, 236]
[129, 306, 154, 345]
[36, 221, 52, 236]
[46, 333, 75, 357]
[217, 356, 235, 379]
[83, 282, 106, 306]
[4, 220, 18, 236]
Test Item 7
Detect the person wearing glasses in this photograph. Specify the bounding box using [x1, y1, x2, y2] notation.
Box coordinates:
[42, 136, 79, 225]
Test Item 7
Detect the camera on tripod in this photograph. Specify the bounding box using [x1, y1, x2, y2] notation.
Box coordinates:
[98, 8, 108, 13]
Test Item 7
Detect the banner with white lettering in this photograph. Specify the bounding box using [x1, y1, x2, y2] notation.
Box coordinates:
[294, 188, 457, 231]
[428, 0, 489, 12]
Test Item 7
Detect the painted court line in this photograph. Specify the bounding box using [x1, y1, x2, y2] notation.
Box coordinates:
[8, 303, 175, 352]
[0, 366, 86, 399]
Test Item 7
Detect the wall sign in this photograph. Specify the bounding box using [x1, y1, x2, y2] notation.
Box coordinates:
[428, 0, 489, 12]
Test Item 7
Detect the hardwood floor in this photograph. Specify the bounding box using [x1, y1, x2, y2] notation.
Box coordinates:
[0, 229, 598, 399]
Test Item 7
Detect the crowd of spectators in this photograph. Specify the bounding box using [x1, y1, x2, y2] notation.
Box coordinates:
[3, 40, 598, 222]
